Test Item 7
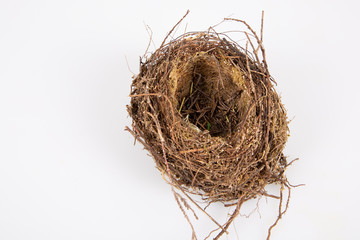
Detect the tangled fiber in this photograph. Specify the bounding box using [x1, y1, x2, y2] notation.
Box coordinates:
[127, 11, 294, 240]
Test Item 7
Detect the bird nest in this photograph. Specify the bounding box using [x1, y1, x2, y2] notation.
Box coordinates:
[126, 12, 294, 240]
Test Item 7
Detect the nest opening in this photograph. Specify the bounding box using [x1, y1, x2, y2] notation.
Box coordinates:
[170, 52, 247, 138]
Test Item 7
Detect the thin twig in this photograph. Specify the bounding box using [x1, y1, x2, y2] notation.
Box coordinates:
[159, 10, 190, 49]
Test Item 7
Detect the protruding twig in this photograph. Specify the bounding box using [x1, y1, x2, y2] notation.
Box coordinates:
[159, 10, 190, 49]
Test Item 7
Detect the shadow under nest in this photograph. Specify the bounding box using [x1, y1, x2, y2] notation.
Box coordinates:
[127, 15, 293, 240]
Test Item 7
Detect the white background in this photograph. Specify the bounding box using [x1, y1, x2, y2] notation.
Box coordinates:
[1, 0, 360, 239]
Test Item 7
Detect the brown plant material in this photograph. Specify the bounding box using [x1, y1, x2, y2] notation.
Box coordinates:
[126, 11, 293, 240]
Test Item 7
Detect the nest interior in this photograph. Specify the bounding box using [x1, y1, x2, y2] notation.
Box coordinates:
[169, 51, 248, 138]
